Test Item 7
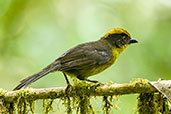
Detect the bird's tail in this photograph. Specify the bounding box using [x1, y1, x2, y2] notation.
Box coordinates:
[13, 62, 60, 90]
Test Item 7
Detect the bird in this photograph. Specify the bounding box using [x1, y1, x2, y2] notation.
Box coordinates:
[13, 28, 138, 90]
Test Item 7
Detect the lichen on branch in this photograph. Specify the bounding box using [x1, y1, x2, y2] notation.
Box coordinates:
[0, 79, 165, 114]
[2, 79, 156, 102]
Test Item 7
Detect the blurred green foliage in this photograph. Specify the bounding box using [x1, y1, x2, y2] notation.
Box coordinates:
[0, 0, 171, 113]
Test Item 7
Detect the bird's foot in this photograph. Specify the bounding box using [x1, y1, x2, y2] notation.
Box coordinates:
[91, 82, 104, 92]
[84, 79, 99, 83]
[84, 79, 104, 86]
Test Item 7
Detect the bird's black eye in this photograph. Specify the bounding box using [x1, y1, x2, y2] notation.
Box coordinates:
[115, 33, 130, 48]
[115, 40, 122, 48]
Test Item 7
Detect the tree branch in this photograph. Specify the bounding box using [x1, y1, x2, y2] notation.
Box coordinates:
[1, 79, 158, 102]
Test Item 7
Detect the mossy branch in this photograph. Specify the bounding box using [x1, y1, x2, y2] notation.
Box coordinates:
[1, 79, 171, 114]
[2, 79, 157, 103]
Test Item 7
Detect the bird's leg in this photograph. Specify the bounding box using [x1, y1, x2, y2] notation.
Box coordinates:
[84, 79, 99, 83]
[77, 76, 99, 83]
[63, 72, 72, 92]
[63, 72, 71, 85]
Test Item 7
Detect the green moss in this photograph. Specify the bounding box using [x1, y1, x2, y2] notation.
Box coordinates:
[43, 99, 54, 114]
[61, 79, 120, 114]
[105, 80, 116, 86]
[0, 88, 7, 98]
[61, 78, 96, 114]
[102, 95, 119, 114]
[15, 88, 35, 114]
[0, 88, 8, 113]
[137, 93, 170, 114]
[2, 78, 167, 114]
[130, 78, 149, 86]
[0, 88, 35, 114]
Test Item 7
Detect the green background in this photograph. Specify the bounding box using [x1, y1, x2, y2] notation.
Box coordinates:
[0, 0, 171, 113]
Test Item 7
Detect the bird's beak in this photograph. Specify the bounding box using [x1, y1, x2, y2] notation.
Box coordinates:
[129, 38, 138, 44]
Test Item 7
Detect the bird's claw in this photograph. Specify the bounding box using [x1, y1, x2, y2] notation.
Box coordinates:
[91, 82, 103, 92]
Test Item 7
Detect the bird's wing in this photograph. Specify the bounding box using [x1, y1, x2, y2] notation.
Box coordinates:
[56, 43, 112, 71]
